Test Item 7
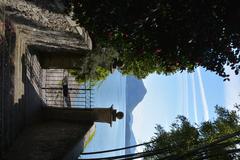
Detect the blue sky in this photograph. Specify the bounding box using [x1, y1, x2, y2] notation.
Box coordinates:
[132, 67, 240, 146]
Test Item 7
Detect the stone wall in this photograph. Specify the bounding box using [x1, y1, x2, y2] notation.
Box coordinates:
[5, 121, 95, 160]
[4, 0, 92, 50]
[0, 18, 17, 157]
[0, 21, 44, 158]
[0, 13, 5, 158]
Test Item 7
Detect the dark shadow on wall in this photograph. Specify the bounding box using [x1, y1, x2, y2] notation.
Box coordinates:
[1, 21, 44, 157]
[20, 54, 44, 126]
[0, 20, 17, 157]
[1, 53, 44, 159]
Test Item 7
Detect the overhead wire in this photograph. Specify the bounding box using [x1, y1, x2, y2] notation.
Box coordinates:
[80, 139, 158, 155]
[80, 130, 240, 160]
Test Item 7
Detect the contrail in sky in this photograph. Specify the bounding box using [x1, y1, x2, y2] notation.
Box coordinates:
[181, 74, 185, 116]
[181, 73, 188, 118]
[185, 73, 189, 119]
[197, 68, 209, 121]
[191, 73, 198, 124]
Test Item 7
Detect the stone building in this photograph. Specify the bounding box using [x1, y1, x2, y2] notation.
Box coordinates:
[0, 0, 123, 159]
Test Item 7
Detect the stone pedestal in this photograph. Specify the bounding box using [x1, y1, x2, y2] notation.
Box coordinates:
[44, 106, 124, 126]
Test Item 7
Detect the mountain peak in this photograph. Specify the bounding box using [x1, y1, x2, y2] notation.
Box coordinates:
[126, 76, 147, 112]
[125, 75, 147, 154]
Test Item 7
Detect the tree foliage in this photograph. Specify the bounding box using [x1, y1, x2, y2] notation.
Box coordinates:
[68, 0, 240, 79]
[144, 106, 240, 159]
[69, 45, 118, 85]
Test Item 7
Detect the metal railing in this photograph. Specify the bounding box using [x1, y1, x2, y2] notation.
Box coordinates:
[25, 50, 43, 96]
[25, 50, 95, 108]
[41, 69, 94, 108]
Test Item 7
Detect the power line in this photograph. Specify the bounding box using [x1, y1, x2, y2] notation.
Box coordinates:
[80, 139, 158, 155]
[80, 130, 240, 160]
[79, 147, 171, 160]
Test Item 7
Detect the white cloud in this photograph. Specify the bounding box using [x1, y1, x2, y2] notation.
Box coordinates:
[197, 68, 209, 121]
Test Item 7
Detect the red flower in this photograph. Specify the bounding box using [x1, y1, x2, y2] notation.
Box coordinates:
[138, 48, 144, 54]
[0, 35, 4, 45]
[107, 32, 113, 39]
[0, 21, 4, 28]
[155, 49, 162, 53]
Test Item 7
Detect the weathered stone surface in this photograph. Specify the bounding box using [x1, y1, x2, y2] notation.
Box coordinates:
[0, 22, 44, 158]
[4, 0, 92, 50]
[5, 0, 73, 32]
[5, 121, 95, 160]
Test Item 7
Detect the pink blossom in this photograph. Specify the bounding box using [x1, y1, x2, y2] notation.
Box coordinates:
[155, 49, 162, 53]
[108, 32, 113, 36]
[139, 48, 144, 54]
[0, 35, 4, 45]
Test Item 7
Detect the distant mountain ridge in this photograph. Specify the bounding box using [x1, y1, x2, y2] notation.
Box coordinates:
[125, 76, 147, 154]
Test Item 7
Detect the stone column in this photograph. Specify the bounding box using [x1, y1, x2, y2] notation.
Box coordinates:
[43, 105, 124, 126]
